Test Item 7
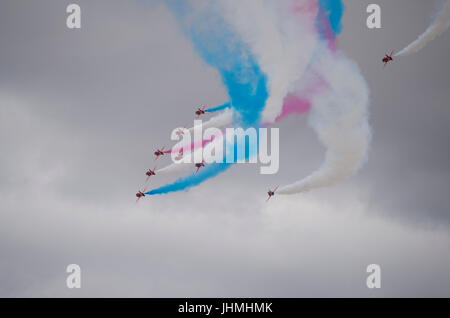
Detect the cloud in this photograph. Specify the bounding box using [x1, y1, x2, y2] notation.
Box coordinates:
[2, 175, 450, 297]
[1, 0, 450, 297]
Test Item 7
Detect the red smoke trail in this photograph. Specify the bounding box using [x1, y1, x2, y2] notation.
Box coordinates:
[164, 135, 216, 154]
[272, 74, 328, 123]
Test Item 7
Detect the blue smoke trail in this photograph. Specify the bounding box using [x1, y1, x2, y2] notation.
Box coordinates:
[146, 2, 268, 195]
[309, 0, 344, 65]
[146, 162, 232, 195]
[205, 101, 231, 113]
[317, 0, 344, 37]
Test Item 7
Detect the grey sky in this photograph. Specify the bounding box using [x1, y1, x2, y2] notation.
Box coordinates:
[0, 0, 449, 297]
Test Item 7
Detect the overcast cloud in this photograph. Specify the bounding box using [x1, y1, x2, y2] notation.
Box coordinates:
[0, 0, 449, 297]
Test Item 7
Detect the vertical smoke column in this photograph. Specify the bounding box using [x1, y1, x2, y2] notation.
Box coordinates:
[279, 0, 371, 195]
[278, 52, 371, 194]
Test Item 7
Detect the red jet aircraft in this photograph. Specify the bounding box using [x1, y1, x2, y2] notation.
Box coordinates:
[195, 161, 205, 174]
[195, 106, 207, 118]
[175, 149, 184, 161]
[382, 51, 394, 68]
[145, 166, 157, 182]
[176, 126, 186, 138]
[266, 186, 279, 202]
[154, 146, 165, 160]
[135, 189, 147, 203]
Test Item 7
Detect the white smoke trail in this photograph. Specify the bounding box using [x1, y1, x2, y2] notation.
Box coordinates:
[165, 110, 231, 153]
[278, 52, 371, 195]
[219, 0, 318, 123]
[187, 109, 233, 136]
[396, 0, 450, 56]
[157, 135, 224, 174]
[157, 161, 192, 174]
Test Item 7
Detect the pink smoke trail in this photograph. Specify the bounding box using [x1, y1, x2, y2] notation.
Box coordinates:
[274, 94, 311, 123]
[271, 73, 329, 123]
[292, 0, 318, 15]
[164, 135, 216, 154]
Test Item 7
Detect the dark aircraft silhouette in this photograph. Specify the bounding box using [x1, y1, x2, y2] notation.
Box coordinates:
[266, 186, 279, 202]
[195, 160, 205, 174]
[195, 106, 207, 118]
[175, 149, 184, 161]
[154, 146, 165, 160]
[145, 166, 157, 182]
[136, 189, 147, 202]
[382, 51, 394, 68]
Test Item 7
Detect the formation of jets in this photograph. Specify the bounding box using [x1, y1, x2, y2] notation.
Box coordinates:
[136, 106, 209, 200]
[135, 104, 285, 202]
[136, 51, 399, 201]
